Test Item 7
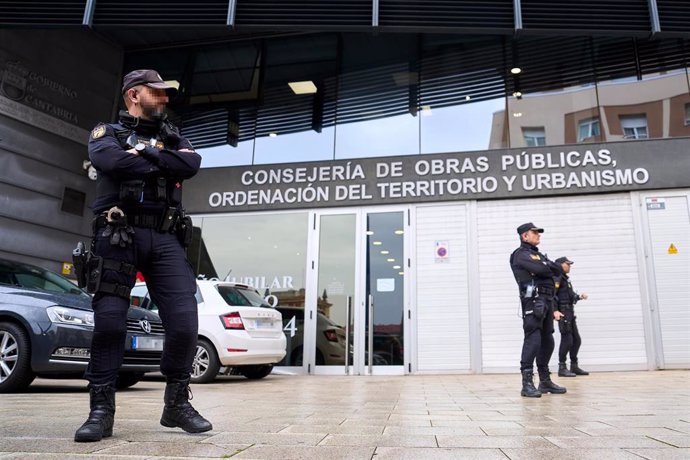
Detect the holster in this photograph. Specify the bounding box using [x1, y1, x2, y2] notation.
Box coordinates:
[559, 317, 573, 334]
[177, 215, 193, 248]
[72, 241, 88, 289]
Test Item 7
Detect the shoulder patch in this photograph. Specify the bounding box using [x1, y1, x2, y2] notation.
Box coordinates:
[529, 254, 541, 260]
[91, 125, 106, 140]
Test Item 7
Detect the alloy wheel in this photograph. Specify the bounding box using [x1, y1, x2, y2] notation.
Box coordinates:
[0, 330, 19, 383]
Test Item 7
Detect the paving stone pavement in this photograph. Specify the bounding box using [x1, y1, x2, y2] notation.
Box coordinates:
[0, 370, 688, 459]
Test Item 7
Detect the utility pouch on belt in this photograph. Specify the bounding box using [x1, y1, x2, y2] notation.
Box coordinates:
[72, 241, 88, 289]
[177, 215, 193, 248]
[159, 207, 178, 233]
[528, 297, 546, 320]
[558, 317, 573, 334]
[119, 180, 145, 203]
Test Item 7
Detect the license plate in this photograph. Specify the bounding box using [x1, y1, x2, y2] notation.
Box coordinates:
[132, 336, 164, 351]
[254, 319, 273, 329]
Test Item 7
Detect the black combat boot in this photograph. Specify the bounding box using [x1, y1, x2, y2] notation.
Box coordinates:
[571, 360, 589, 375]
[160, 377, 213, 433]
[74, 384, 116, 442]
[520, 370, 542, 398]
[538, 370, 567, 394]
[558, 362, 577, 377]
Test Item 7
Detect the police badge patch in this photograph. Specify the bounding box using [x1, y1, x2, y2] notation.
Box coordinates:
[91, 125, 106, 140]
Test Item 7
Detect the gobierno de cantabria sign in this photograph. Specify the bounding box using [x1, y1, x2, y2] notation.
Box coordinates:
[184, 138, 690, 213]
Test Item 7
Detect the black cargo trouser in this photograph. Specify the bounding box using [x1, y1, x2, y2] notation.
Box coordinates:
[84, 225, 198, 385]
[519, 295, 555, 374]
[558, 308, 581, 363]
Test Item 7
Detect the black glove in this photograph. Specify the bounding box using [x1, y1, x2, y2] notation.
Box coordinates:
[159, 121, 181, 146]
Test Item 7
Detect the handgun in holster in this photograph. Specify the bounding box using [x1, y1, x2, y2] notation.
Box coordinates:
[72, 242, 88, 289]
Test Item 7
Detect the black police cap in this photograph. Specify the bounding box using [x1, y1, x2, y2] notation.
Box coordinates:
[555, 257, 573, 265]
[516, 222, 544, 234]
[122, 69, 177, 96]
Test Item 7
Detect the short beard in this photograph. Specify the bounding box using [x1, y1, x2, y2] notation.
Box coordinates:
[141, 104, 167, 121]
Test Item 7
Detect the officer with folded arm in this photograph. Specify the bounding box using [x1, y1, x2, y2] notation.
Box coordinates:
[73, 69, 211, 442]
[510, 222, 567, 398]
[554, 256, 589, 377]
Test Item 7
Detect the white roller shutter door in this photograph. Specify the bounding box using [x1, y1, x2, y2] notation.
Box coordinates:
[415, 204, 471, 371]
[477, 193, 647, 372]
[642, 192, 690, 368]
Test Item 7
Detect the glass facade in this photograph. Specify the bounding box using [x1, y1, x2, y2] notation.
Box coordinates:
[190, 213, 309, 366]
[196, 38, 690, 168]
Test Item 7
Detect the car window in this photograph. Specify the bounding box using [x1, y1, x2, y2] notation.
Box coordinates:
[216, 285, 270, 307]
[130, 284, 202, 312]
[0, 261, 89, 298]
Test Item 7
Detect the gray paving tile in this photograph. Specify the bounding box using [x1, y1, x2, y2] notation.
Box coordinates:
[373, 447, 507, 459]
[546, 435, 672, 448]
[232, 446, 375, 459]
[319, 433, 437, 447]
[437, 434, 556, 448]
[626, 448, 690, 459]
[501, 448, 644, 459]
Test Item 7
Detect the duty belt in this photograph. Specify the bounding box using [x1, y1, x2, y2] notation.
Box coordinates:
[93, 209, 180, 232]
[537, 286, 554, 296]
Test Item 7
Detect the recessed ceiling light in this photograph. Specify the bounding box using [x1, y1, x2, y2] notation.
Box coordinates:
[398, 271, 404, 275]
[394, 230, 404, 235]
[421, 105, 432, 116]
[510, 67, 522, 74]
[513, 91, 522, 98]
[393, 265, 401, 269]
[380, 250, 390, 255]
[465, 95, 471, 101]
[513, 112, 523, 117]
[366, 231, 374, 235]
[165, 80, 180, 90]
[387, 258, 395, 262]
[288, 81, 317, 94]
[373, 241, 382, 246]
[269, 132, 278, 137]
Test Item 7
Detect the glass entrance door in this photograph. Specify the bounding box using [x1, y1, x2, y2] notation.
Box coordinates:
[311, 209, 406, 375]
[364, 211, 405, 374]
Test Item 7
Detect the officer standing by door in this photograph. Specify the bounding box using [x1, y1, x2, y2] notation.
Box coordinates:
[555, 256, 589, 377]
[510, 223, 567, 398]
[74, 69, 212, 442]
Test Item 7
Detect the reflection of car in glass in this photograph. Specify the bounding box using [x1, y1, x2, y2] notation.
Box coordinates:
[0, 258, 163, 393]
[275, 306, 347, 366]
[132, 280, 286, 383]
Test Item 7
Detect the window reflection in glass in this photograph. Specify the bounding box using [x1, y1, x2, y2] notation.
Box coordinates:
[422, 98, 506, 154]
[598, 70, 690, 141]
[253, 127, 335, 164]
[196, 213, 309, 366]
[335, 113, 419, 159]
[315, 214, 356, 366]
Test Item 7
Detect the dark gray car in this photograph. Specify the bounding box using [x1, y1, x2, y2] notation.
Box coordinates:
[0, 258, 163, 392]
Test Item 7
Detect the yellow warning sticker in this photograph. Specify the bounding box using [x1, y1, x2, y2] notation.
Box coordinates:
[668, 244, 678, 254]
[62, 262, 73, 275]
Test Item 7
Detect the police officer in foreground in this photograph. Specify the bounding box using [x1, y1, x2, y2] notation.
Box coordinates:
[74, 69, 211, 442]
[510, 223, 567, 398]
[554, 256, 589, 377]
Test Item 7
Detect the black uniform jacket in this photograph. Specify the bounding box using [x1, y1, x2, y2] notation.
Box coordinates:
[556, 271, 579, 311]
[88, 116, 201, 214]
[509, 241, 559, 291]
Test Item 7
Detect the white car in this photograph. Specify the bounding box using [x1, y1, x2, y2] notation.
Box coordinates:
[130, 280, 286, 383]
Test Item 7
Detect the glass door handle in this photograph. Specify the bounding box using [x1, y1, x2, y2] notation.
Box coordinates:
[345, 296, 352, 375]
[368, 294, 374, 374]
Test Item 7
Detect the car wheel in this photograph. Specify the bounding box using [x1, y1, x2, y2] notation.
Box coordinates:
[115, 372, 145, 389]
[0, 322, 36, 393]
[239, 364, 273, 380]
[191, 339, 220, 384]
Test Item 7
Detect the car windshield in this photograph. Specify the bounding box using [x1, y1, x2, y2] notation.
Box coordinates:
[0, 260, 89, 298]
[216, 285, 270, 307]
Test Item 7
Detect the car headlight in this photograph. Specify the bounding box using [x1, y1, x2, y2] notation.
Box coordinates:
[46, 306, 94, 327]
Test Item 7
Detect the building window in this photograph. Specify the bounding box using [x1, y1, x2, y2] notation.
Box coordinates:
[522, 127, 546, 146]
[578, 118, 600, 142]
[620, 114, 648, 139]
